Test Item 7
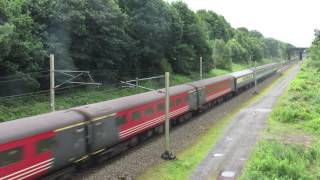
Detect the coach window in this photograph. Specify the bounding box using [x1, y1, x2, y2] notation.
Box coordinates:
[132, 111, 141, 121]
[176, 98, 182, 106]
[116, 116, 127, 126]
[170, 100, 174, 108]
[145, 107, 154, 115]
[0, 147, 23, 167]
[37, 137, 56, 154]
[157, 103, 164, 112]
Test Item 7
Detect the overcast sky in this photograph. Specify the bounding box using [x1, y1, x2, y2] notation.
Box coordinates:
[166, 0, 320, 47]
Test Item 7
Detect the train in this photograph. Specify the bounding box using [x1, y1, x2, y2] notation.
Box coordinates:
[0, 62, 282, 179]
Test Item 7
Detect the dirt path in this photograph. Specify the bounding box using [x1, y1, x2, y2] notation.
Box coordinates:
[189, 64, 301, 180]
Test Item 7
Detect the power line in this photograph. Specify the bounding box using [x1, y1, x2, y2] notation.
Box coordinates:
[0, 68, 159, 82]
[0, 91, 50, 101]
[0, 71, 49, 80]
[0, 74, 50, 83]
[0, 84, 91, 101]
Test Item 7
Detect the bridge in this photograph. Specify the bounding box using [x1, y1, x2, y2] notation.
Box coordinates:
[288, 47, 307, 60]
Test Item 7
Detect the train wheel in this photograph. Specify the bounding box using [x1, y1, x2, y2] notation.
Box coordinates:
[147, 129, 153, 138]
[155, 125, 164, 134]
[129, 136, 138, 147]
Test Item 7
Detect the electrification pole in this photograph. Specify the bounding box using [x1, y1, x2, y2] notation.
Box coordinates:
[161, 72, 176, 160]
[200, 57, 203, 80]
[254, 60, 258, 94]
[50, 54, 55, 111]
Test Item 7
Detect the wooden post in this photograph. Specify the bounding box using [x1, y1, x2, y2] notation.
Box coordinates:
[50, 54, 55, 111]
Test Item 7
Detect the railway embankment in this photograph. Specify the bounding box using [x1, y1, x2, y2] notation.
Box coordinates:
[241, 59, 320, 179]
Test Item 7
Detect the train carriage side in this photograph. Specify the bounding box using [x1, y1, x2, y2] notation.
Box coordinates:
[230, 69, 254, 92]
[0, 110, 87, 179]
[189, 75, 235, 108]
[75, 84, 196, 156]
[254, 63, 278, 81]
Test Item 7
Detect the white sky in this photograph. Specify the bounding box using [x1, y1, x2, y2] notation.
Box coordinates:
[166, 0, 320, 47]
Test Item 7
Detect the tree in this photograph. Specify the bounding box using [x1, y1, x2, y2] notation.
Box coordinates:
[0, 0, 46, 76]
[212, 39, 232, 70]
[169, 2, 212, 74]
[226, 38, 247, 63]
[0, 0, 294, 96]
[197, 10, 234, 41]
[118, 0, 178, 76]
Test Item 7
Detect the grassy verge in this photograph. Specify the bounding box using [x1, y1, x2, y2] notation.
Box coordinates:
[241, 59, 320, 180]
[138, 63, 289, 180]
[138, 110, 235, 180]
[0, 61, 270, 122]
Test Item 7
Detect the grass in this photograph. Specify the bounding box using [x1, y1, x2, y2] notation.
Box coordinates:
[0, 60, 275, 122]
[241, 59, 320, 180]
[241, 139, 320, 180]
[138, 63, 289, 180]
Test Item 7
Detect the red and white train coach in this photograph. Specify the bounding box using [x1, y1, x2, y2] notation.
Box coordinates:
[0, 111, 87, 179]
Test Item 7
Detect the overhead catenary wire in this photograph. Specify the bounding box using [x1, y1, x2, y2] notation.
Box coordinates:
[0, 74, 50, 83]
[0, 71, 49, 80]
[0, 66, 162, 102]
[0, 84, 90, 101]
[0, 68, 159, 82]
[0, 84, 126, 101]
[0, 91, 50, 101]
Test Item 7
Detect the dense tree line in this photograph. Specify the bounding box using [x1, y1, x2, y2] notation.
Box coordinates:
[309, 30, 320, 61]
[0, 0, 292, 95]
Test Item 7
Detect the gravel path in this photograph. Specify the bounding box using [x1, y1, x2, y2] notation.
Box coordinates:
[72, 67, 292, 180]
[189, 64, 300, 180]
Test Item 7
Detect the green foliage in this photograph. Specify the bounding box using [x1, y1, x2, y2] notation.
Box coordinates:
[226, 38, 247, 63]
[169, 1, 213, 74]
[270, 60, 320, 129]
[0, 0, 46, 74]
[212, 39, 232, 70]
[242, 140, 320, 180]
[197, 10, 233, 42]
[308, 30, 320, 62]
[118, 0, 176, 75]
[242, 32, 320, 179]
[0, 0, 290, 98]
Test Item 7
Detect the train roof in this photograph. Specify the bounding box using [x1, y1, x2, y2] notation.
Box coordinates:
[254, 63, 277, 70]
[230, 69, 253, 78]
[74, 84, 194, 118]
[0, 110, 85, 144]
[188, 74, 233, 88]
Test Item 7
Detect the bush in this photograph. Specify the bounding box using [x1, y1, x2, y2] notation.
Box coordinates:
[242, 140, 320, 180]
